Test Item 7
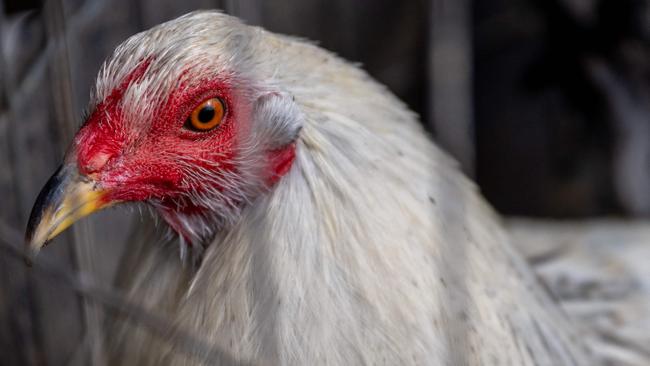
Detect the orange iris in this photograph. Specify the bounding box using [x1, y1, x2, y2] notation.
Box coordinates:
[185, 98, 225, 131]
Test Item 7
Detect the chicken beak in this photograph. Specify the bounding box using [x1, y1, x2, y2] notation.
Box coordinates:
[25, 165, 110, 257]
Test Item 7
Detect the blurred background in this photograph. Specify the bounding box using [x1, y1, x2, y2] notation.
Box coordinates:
[1, 0, 650, 365]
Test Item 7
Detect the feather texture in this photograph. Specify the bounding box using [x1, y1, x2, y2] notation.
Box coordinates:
[101, 11, 592, 365]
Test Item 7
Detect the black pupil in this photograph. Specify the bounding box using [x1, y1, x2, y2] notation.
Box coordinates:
[198, 104, 216, 123]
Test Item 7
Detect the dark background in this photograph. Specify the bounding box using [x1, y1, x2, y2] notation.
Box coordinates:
[1, 0, 650, 365]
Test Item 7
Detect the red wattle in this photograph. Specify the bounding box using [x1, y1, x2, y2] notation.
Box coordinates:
[267, 143, 296, 185]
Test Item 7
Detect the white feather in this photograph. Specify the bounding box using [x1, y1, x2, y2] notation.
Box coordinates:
[99, 11, 593, 365]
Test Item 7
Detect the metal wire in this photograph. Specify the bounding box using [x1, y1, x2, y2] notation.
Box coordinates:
[43, 0, 105, 363]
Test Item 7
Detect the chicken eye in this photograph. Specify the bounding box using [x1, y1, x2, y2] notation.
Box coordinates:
[184, 97, 225, 131]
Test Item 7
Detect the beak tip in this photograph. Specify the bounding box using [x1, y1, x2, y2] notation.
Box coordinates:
[22, 242, 37, 267]
[23, 236, 45, 267]
[25, 164, 110, 262]
[24, 164, 107, 255]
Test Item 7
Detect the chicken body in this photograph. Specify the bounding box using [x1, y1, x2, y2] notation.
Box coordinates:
[29, 11, 591, 365]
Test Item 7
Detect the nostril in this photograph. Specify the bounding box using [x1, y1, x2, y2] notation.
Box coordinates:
[83, 152, 112, 174]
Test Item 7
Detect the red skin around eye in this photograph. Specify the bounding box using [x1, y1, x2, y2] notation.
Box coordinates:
[76, 58, 152, 175]
[74, 61, 297, 226]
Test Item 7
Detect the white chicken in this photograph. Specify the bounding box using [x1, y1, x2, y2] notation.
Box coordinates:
[26, 11, 591, 365]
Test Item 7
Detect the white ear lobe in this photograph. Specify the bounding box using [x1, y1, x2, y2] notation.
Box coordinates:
[252, 91, 303, 149]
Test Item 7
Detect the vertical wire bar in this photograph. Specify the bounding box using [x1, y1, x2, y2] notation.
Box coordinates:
[429, 3, 474, 364]
[0, 2, 47, 364]
[429, 0, 475, 176]
[43, 0, 104, 364]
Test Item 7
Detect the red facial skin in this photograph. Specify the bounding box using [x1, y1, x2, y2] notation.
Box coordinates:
[72, 61, 296, 241]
